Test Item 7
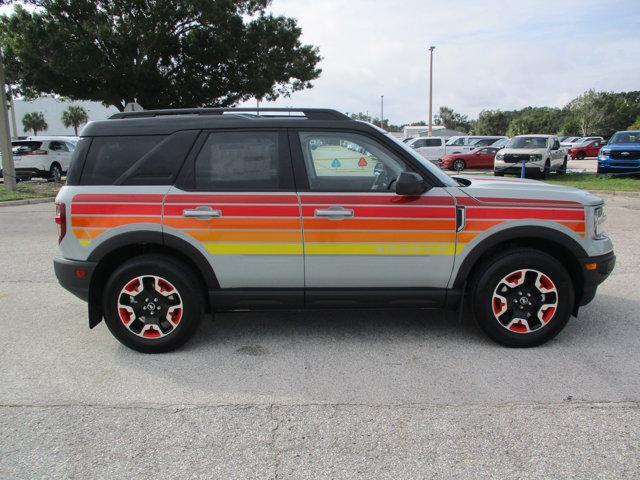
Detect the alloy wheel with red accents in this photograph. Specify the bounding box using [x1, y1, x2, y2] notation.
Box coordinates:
[117, 275, 184, 339]
[491, 269, 558, 334]
[103, 254, 204, 353]
[471, 248, 574, 347]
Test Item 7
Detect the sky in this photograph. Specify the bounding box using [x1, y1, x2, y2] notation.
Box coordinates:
[240, 0, 640, 124]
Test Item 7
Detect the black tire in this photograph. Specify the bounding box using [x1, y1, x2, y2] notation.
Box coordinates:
[577, 152, 586, 160]
[48, 163, 62, 182]
[103, 254, 205, 353]
[453, 159, 466, 172]
[493, 171, 504, 177]
[557, 157, 568, 175]
[470, 248, 574, 347]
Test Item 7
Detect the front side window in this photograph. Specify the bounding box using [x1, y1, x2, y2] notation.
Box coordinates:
[298, 131, 411, 192]
[195, 131, 290, 191]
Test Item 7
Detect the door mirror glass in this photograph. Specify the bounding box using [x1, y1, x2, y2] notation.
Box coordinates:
[395, 171, 428, 196]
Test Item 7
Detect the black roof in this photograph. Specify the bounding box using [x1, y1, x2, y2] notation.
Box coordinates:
[82, 108, 357, 136]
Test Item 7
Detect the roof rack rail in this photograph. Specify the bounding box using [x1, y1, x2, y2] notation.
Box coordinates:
[109, 108, 350, 121]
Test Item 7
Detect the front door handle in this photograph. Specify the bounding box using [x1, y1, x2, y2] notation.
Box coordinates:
[314, 207, 354, 219]
[183, 207, 221, 219]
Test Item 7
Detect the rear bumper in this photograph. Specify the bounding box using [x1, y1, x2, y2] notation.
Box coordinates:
[578, 251, 615, 306]
[15, 167, 50, 178]
[53, 256, 96, 302]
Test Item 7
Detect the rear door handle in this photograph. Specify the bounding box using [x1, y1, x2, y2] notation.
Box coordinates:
[314, 207, 354, 218]
[183, 207, 221, 219]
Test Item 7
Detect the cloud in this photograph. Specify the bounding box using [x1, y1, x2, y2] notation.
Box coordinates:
[241, 0, 640, 124]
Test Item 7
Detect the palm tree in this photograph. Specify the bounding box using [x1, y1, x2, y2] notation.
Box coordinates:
[22, 112, 48, 136]
[61, 105, 89, 136]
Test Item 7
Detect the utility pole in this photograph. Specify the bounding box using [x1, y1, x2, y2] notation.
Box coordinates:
[428, 45, 435, 137]
[0, 50, 16, 191]
[380, 95, 384, 129]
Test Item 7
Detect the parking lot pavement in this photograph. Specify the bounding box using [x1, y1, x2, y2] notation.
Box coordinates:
[1, 197, 639, 479]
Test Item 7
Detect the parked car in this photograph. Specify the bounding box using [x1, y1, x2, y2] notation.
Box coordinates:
[494, 135, 567, 178]
[7, 136, 77, 181]
[598, 130, 640, 174]
[491, 138, 510, 149]
[446, 135, 508, 154]
[439, 146, 500, 171]
[569, 139, 606, 159]
[560, 136, 582, 148]
[405, 136, 445, 162]
[53, 108, 614, 352]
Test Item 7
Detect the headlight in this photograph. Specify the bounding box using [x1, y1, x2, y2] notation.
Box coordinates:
[593, 205, 607, 239]
[529, 154, 542, 161]
[599, 150, 609, 160]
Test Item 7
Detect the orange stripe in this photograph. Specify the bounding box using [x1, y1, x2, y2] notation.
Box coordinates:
[164, 217, 301, 229]
[457, 231, 479, 243]
[72, 228, 106, 240]
[71, 216, 161, 228]
[304, 230, 456, 243]
[304, 218, 456, 231]
[184, 230, 302, 242]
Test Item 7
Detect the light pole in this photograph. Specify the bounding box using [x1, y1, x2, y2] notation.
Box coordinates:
[428, 45, 435, 137]
[380, 95, 384, 129]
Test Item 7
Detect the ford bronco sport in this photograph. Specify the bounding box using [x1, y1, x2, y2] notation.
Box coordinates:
[53, 108, 615, 352]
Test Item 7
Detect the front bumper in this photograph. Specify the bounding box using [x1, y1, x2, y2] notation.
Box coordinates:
[494, 160, 544, 175]
[577, 251, 615, 306]
[53, 256, 97, 302]
[597, 160, 640, 174]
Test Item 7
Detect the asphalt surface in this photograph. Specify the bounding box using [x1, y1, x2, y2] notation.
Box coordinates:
[1, 195, 639, 479]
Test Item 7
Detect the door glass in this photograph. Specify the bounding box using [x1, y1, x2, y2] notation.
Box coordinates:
[298, 131, 410, 192]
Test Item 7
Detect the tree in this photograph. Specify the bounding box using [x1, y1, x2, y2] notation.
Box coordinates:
[630, 116, 640, 130]
[1, 1, 321, 111]
[61, 105, 88, 136]
[22, 111, 47, 135]
[506, 107, 565, 136]
[473, 109, 517, 136]
[567, 89, 608, 136]
[434, 106, 472, 132]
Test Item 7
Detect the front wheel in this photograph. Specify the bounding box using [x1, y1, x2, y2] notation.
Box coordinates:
[453, 159, 466, 172]
[103, 254, 204, 353]
[48, 163, 62, 182]
[471, 248, 574, 347]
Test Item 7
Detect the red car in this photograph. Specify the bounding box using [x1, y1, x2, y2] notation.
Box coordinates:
[569, 140, 606, 159]
[439, 146, 499, 171]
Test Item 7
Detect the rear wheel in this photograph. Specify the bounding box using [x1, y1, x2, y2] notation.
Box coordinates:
[471, 248, 574, 347]
[103, 254, 204, 353]
[48, 163, 62, 182]
[453, 159, 466, 172]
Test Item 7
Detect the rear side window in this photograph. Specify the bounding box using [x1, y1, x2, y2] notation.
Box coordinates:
[80, 136, 165, 185]
[66, 137, 91, 185]
[424, 138, 442, 147]
[194, 131, 292, 191]
[12, 141, 42, 154]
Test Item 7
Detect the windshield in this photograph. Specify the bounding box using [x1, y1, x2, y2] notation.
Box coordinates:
[385, 133, 458, 187]
[609, 131, 640, 144]
[507, 136, 548, 149]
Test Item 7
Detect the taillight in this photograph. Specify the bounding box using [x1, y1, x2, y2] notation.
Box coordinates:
[55, 202, 66, 243]
[25, 149, 48, 155]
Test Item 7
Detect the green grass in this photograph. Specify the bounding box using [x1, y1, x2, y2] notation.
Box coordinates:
[545, 173, 640, 192]
[0, 181, 62, 202]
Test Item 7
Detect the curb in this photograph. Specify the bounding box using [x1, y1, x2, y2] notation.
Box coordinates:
[0, 197, 55, 207]
[588, 190, 640, 198]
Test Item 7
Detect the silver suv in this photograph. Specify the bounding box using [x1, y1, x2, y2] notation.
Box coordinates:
[53, 108, 615, 352]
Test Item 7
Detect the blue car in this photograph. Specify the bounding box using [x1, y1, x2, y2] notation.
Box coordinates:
[598, 130, 640, 174]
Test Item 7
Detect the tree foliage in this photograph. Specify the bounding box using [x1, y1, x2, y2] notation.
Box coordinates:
[434, 106, 472, 132]
[1, 0, 321, 111]
[506, 107, 565, 137]
[473, 110, 517, 135]
[22, 111, 47, 135]
[61, 105, 89, 135]
[629, 116, 640, 130]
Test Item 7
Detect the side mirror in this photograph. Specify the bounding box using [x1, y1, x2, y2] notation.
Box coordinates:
[395, 171, 429, 196]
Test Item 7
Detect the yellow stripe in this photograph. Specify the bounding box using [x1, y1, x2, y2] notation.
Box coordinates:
[305, 242, 462, 256]
[79, 239, 91, 247]
[203, 242, 303, 255]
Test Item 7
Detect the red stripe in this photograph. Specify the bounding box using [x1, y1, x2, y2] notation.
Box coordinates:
[165, 194, 298, 204]
[466, 207, 585, 220]
[301, 194, 454, 206]
[163, 204, 300, 217]
[301, 205, 455, 219]
[72, 194, 165, 203]
[71, 203, 163, 215]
